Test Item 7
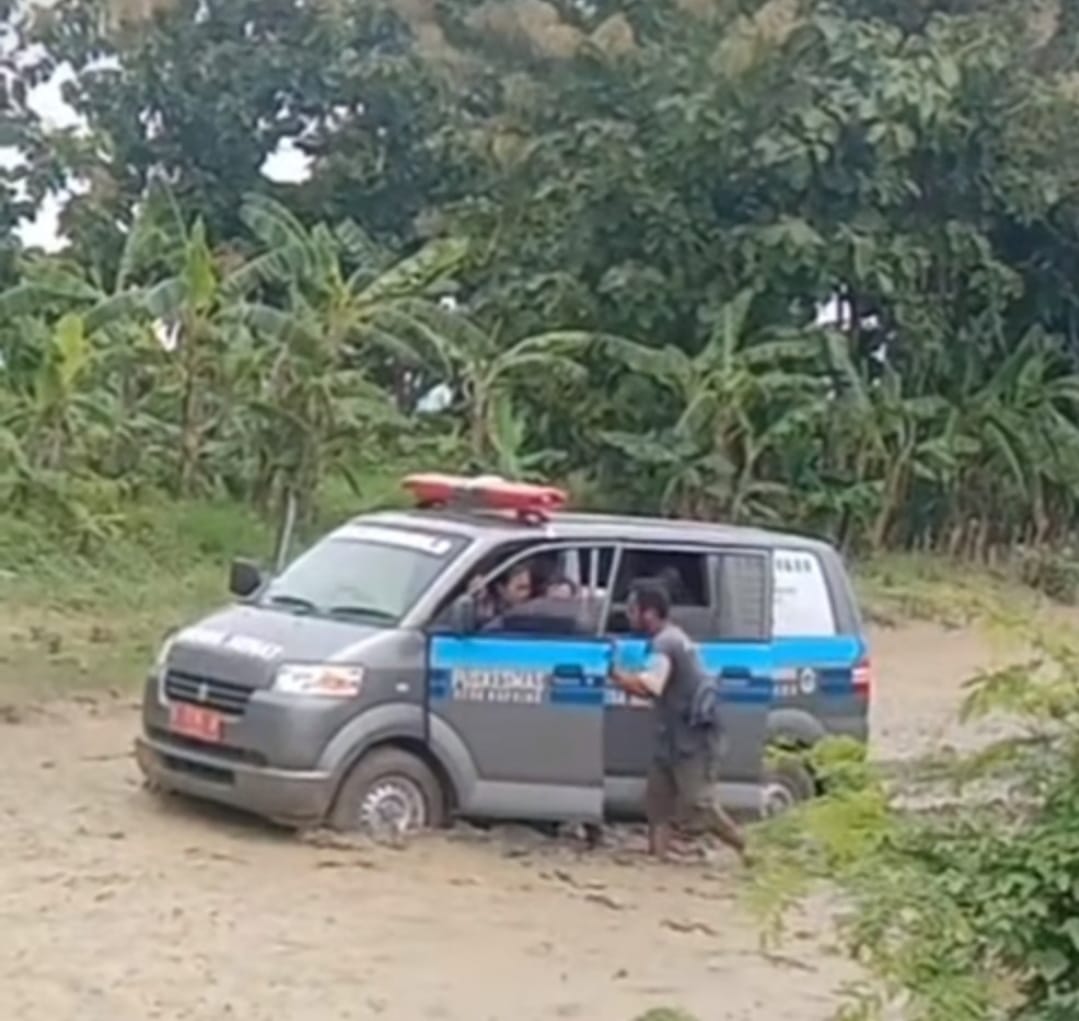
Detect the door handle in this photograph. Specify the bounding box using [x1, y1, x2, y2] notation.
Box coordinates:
[552, 664, 585, 682]
[720, 666, 752, 679]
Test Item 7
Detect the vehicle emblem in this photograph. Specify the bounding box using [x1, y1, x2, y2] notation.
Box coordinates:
[797, 668, 818, 695]
[197, 682, 210, 703]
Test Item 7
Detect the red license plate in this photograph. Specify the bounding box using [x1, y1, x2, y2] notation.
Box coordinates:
[169, 702, 224, 743]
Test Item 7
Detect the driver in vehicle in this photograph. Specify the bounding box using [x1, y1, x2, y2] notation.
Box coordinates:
[471, 563, 533, 625]
[484, 573, 585, 635]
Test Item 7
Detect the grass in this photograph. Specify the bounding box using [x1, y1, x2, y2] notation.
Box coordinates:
[854, 551, 1045, 628]
[0, 468, 413, 703]
[0, 499, 273, 701]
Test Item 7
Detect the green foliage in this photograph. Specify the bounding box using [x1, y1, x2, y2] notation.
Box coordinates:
[0, 495, 274, 699]
[752, 611, 1079, 1021]
[3, 0, 1079, 559]
[0, 3, 1077, 1002]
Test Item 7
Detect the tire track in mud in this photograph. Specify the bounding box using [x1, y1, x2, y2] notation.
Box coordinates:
[0, 706, 851, 1021]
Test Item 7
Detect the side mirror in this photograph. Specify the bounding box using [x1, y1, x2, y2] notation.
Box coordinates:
[229, 558, 263, 599]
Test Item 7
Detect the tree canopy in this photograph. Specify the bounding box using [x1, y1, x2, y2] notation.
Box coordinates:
[3, 0, 1079, 554]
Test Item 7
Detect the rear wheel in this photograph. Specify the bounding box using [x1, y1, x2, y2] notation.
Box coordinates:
[760, 758, 817, 818]
[330, 747, 446, 837]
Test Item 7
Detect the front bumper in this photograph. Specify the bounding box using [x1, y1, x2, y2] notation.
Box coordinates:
[135, 733, 334, 826]
[139, 669, 359, 824]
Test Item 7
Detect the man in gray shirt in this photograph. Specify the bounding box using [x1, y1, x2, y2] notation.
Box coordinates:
[612, 579, 749, 864]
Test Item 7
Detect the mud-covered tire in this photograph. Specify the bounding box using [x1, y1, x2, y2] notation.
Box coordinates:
[329, 747, 446, 835]
[760, 758, 817, 818]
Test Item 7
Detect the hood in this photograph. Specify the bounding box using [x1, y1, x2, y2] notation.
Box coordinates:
[166, 603, 382, 689]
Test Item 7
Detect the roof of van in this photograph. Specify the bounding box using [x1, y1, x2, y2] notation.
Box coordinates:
[358, 508, 835, 553]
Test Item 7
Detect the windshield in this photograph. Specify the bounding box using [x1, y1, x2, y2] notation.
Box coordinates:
[261, 523, 465, 624]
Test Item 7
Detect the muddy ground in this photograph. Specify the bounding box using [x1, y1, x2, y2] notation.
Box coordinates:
[0, 619, 1019, 1021]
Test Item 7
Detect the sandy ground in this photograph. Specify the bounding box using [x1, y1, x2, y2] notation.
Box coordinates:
[0, 619, 1017, 1021]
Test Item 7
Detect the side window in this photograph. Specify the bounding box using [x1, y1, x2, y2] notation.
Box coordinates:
[772, 549, 837, 636]
[605, 548, 716, 640]
[565, 547, 617, 598]
[611, 550, 709, 605]
[716, 552, 769, 641]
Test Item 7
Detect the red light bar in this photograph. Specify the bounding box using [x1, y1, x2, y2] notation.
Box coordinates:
[402, 473, 568, 519]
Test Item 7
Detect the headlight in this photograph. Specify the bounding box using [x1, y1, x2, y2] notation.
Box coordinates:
[154, 634, 175, 705]
[154, 634, 175, 673]
[273, 663, 365, 698]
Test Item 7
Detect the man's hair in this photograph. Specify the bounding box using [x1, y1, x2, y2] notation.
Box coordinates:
[629, 578, 670, 619]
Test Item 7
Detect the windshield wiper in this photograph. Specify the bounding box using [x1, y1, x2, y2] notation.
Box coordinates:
[328, 604, 397, 623]
[267, 593, 317, 614]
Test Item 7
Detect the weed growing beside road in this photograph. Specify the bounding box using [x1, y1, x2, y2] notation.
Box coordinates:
[3, 488, 1075, 1017]
[0, 469, 413, 701]
[0, 499, 272, 700]
[751, 604, 1079, 1021]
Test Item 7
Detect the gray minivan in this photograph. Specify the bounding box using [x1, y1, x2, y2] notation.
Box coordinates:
[135, 497, 871, 832]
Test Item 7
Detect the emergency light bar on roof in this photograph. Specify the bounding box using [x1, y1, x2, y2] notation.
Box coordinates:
[401, 473, 569, 522]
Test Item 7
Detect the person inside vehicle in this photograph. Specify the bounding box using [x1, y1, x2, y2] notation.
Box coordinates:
[656, 565, 687, 604]
[497, 563, 534, 610]
[484, 572, 585, 635]
[610, 579, 748, 865]
[545, 574, 578, 600]
[471, 563, 533, 625]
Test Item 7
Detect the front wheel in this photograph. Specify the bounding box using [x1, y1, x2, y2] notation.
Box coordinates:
[330, 747, 446, 837]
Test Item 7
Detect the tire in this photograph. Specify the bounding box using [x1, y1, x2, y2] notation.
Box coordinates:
[329, 747, 446, 836]
[760, 758, 817, 818]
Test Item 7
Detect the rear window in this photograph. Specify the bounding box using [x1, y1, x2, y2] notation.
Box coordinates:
[772, 549, 836, 636]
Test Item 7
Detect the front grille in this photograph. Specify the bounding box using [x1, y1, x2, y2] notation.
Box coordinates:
[164, 670, 254, 716]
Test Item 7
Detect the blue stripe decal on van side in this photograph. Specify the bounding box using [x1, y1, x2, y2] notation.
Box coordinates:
[428, 636, 608, 708]
[615, 635, 865, 703]
[428, 666, 606, 707]
[428, 633, 868, 708]
[614, 638, 774, 704]
[772, 635, 865, 698]
[772, 635, 864, 670]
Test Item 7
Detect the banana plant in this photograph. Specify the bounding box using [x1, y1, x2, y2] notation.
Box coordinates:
[375, 298, 611, 464]
[223, 195, 468, 515]
[601, 289, 829, 521]
[0, 179, 213, 487]
[1, 314, 107, 472]
[141, 213, 232, 496]
[486, 392, 566, 480]
[0, 175, 176, 332]
[948, 328, 1079, 545]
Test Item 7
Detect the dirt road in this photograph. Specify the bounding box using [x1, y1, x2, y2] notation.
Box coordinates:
[0, 620, 1009, 1021]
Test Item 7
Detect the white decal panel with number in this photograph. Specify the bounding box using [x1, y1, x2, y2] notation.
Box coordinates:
[772, 550, 837, 637]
